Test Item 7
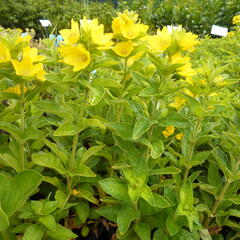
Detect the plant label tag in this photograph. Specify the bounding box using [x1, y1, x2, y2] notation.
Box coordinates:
[167, 25, 182, 33]
[211, 25, 228, 37]
[80, 19, 92, 25]
[39, 19, 52, 27]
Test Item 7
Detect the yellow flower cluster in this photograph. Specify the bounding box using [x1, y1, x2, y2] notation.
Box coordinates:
[111, 10, 148, 59]
[162, 126, 175, 138]
[11, 46, 46, 81]
[145, 27, 199, 54]
[59, 18, 113, 71]
[58, 11, 198, 78]
[227, 31, 235, 37]
[170, 53, 196, 77]
[162, 126, 183, 140]
[112, 10, 148, 40]
[0, 29, 45, 81]
[233, 15, 240, 25]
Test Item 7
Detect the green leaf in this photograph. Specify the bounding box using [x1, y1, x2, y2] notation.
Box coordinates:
[81, 145, 104, 163]
[153, 228, 169, 240]
[92, 78, 122, 88]
[159, 112, 191, 128]
[39, 215, 56, 231]
[166, 215, 180, 236]
[1, 170, 42, 217]
[176, 180, 198, 231]
[140, 185, 155, 206]
[71, 163, 96, 177]
[151, 140, 164, 159]
[89, 85, 105, 105]
[199, 229, 212, 240]
[99, 178, 130, 202]
[114, 136, 139, 165]
[0, 153, 20, 172]
[139, 87, 158, 97]
[32, 152, 66, 174]
[133, 115, 155, 139]
[33, 101, 72, 120]
[150, 167, 181, 175]
[208, 164, 222, 194]
[96, 205, 119, 222]
[22, 127, 43, 142]
[54, 122, 83, 136]
[0, 205, 9, 231]
[22, 224, 45, 240]
[43, 139, 68, 164]
[79, 118, 105, 130]
[117, 205, 140, 235]
[55, 190, 68, 209]
[106, 122, 133, 140]
[76, 188, 98, 204]
[0, 122, 22, 141]
[133, 222, 151, 240]
[45, 73, 65, 83]
[75, 200, 89, 223]
[153, 193, 174, 209]
[47, 224, 77, 240]
[31, 200, 58, 216]
[190, 151, 211, 167]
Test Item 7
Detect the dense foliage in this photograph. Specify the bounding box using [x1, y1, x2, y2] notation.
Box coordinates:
[0, 9, 240, 240]
[0, 0, 240, 38]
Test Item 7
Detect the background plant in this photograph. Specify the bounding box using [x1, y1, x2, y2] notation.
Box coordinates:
[1, 9, 240, 240]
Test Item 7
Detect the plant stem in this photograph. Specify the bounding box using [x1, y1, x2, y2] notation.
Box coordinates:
[183, 119, 201, 183]
[1, 231, 10, 240]
[116, 59, 128, 122]
[67, 89, 88, 192]
[20, 83, 25, 170]
[203, 158, 240, 228]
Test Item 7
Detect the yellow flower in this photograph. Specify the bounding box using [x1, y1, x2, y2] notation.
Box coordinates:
[15, 34, 32, 45]
[175, 133, 183, 141]
[0, 41, 11, 63]
[233, 15, 240, 25]
[145, 27, 171, 52]
[178, 32, 199, 52]
[112, 18, 122, 35]
[22, 46, 45, 62]
[170, 96, 186, 110]
[227, 31, 235, 37]
[11, 47, 46, 81]
[121, 20, 149, 40]
[59, 44, 91, 71]
[91, 24, 113, 49]
[112, 10, 148, 40]
[113, 41, 134, 57]
[72, 189, 80, 196]
[162, 125, 175, 138]
[127, 51, 144, 66]
[60, 19, 80, 45]
[80, 17, 99, 34]
[5, 84, 27, 95]
[171, 53, 196, 77]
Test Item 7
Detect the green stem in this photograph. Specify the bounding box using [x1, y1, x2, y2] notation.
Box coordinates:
[67, 89, 88, 192]
[1, 231, 10, 240]
[116, 58, 128, 122]
[183, 119, 201, 183]
[20, 84, 25, 170]
[203, 158, 240, 228]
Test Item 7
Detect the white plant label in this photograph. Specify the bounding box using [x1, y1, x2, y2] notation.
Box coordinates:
[167, 25, 182, 34]
[39, 19, 52, 27]
[211, 25, 228, 37]
[80, 19, 92, 25]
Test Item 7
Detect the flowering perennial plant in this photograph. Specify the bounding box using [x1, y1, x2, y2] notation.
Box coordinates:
[0, 10, 239, 240]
